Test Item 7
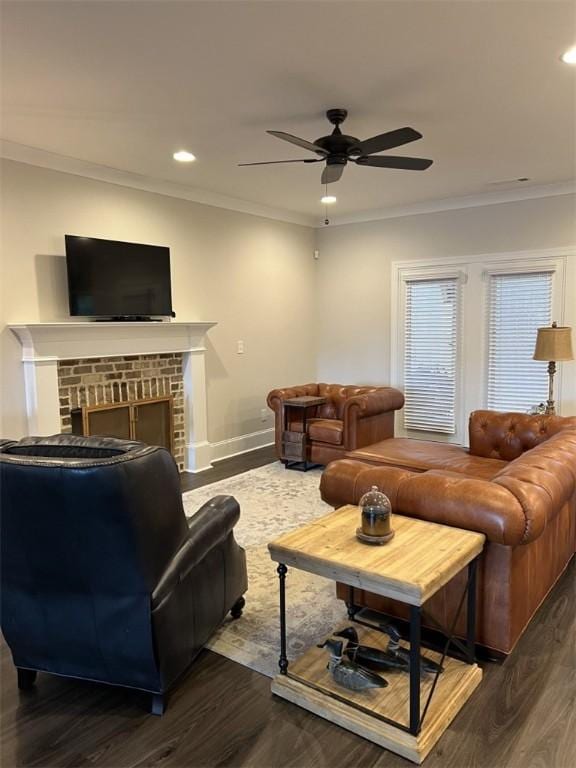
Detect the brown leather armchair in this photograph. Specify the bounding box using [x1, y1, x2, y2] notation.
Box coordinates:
[320, 410, 576, 655]
[267, 383, 405, 466]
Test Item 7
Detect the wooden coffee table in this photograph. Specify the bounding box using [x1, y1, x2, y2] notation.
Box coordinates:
[268, 505, 485, 764]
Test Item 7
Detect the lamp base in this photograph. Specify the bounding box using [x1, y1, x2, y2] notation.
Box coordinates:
[545, 361, 557, 416]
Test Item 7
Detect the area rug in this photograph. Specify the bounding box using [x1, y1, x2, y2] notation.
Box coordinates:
[182, 462, 347, 677]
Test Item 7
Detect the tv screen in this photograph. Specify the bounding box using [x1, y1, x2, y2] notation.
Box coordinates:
[65, 235, 173, 318]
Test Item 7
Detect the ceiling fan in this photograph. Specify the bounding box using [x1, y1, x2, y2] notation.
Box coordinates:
[239, 108, 433, 184]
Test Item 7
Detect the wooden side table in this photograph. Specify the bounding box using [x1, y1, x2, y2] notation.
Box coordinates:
[268, 506, 485, 764]
[281, 396, 327, 471]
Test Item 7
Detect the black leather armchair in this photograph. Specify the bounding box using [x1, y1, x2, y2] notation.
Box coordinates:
[0, 435, 248, 714]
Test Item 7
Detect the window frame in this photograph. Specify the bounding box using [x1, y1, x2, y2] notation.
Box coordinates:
[391, 250, 569, 444]
[391, 263, 467, 443]
[481, 260, 564, 413]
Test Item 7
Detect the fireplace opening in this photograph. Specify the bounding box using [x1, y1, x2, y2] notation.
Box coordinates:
[71, 396, 174, 454]
[58, 354, 184, 470]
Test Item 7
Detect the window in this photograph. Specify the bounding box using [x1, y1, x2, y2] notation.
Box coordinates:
[486, 271, 553, 412]
[403, 277, 459, 434]
[392, 253, 567, 442]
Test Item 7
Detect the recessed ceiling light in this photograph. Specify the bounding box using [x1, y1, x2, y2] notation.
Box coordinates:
[173, 150, 196, 162]
[321, 195, 337, 204]
[561, 46, 576, 64]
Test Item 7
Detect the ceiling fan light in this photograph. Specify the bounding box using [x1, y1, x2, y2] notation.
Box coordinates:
[561, 46, 576, 64]
[321, 195, 337, 204]
[173, 150, 196, 162]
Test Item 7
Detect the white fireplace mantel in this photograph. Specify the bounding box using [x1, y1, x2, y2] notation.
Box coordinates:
[10, 321, 217, 472]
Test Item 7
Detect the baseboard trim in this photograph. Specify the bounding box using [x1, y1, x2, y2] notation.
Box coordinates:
[183, 427, 275, 473]
[184, 440, 213, 474]
[213, 440, 276, 465]
[210, 427, 275, 465]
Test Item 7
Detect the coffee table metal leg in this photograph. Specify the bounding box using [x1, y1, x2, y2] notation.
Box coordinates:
[466, 557, 478, 664]
[277, 563, 289, 675]
[409, 605, 421, 736]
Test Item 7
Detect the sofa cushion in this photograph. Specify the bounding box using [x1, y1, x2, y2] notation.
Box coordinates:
[308, 418, 344, 445]
[320, 460, 526, 545]
[347, 438, 507, 480]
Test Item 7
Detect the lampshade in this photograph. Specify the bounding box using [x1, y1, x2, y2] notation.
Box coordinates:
[533, 324, 574, 361]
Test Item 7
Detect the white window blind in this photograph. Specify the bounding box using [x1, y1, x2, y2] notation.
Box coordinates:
[487, 271, 553, 412]
[403, 277, 459, 434]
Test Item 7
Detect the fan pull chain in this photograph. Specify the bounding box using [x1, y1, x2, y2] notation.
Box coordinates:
[324, 183, 330, 226]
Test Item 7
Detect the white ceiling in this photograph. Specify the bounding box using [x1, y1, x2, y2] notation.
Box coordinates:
[2, 0, 575, 225]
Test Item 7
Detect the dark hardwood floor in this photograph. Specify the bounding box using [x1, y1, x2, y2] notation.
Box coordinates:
[2, 447, 574, 768]
[180, 444, 277, 492]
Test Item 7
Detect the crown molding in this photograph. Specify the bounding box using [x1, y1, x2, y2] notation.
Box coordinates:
[0, 140, 315, 228]
[322, 180, 576, 227]
[2, 139, 574, 230]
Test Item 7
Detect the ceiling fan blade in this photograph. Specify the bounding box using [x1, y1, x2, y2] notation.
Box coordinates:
[238, 158, 322, 166]
[356, 155, 433, 170]
[354, 127, 422, 156]
[267, 130, 328, 155]
[321, 163, 345, 184]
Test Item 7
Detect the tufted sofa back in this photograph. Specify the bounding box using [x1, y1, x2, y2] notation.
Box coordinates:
[317, 383, 384, 419]
[490, 426, 576, 543]
[468, 410, 576, 462]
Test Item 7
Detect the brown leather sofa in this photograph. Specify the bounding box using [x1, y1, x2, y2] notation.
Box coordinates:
[320, 410, 576, 655]
[267, 383, 405, 466]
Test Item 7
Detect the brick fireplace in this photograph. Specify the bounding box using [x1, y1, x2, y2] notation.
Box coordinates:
[9, 322, 216, 472]
[57, 353, 186, 470]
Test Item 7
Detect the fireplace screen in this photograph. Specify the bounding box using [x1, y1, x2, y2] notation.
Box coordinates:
[71, 397, 174, 454]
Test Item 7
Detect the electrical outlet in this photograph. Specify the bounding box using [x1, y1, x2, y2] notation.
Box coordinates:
[237, 340, 244, 354]
[260, 408, 268, 422]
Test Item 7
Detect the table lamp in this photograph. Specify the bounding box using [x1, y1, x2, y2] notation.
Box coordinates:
[533, 322, 574, 415]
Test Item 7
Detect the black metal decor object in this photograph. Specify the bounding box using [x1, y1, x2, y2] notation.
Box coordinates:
[277, 563, 288, 675]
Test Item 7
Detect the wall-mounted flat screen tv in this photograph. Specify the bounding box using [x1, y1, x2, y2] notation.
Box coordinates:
[65, 235, 173, 319]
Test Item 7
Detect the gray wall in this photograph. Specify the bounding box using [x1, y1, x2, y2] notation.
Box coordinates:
[2, 159, 574, 449]
[315, 195, 576, 414]
[0, 160, 317, 446]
